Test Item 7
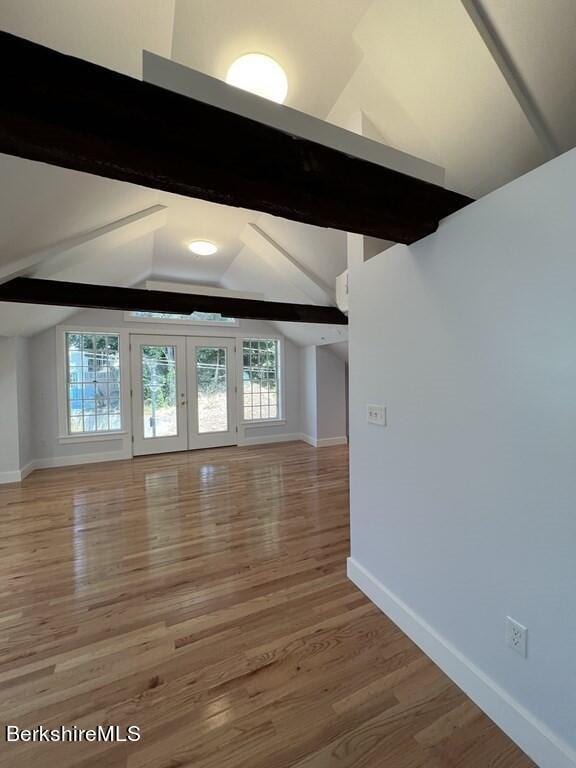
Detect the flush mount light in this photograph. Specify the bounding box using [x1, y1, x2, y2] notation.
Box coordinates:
[226, 53, 288, 104]
[188, 240, 218, 256]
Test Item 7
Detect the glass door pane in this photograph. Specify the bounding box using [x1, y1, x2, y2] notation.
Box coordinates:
[187, 337, 237, 450]
[131, 335, 188, 456]
[142, 345, 178, 438]
[196, 347, 228, 433]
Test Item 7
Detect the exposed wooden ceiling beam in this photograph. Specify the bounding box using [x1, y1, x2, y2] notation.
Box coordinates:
[0, 278, 348, 325]
[0, 31, 472, 245]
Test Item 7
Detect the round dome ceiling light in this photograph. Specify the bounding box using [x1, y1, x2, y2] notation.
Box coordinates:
[188, 240, 218, 256]
[226, 53, 288, 104]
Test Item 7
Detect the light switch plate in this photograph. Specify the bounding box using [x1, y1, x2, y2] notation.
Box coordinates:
[367, 404, 387, 426]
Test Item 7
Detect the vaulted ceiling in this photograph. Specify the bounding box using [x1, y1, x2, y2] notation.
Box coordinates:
[0, 0, 575, 343]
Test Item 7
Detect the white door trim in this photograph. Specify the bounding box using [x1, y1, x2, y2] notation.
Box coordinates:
[130, 333, 239, 455]
[130, 334, 188, 456]
[186, 336, 239, 450]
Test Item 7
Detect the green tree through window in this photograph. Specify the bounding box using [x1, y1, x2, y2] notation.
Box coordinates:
[242, 339, 279, 421]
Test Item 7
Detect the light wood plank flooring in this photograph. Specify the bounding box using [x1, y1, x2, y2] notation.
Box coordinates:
[0, 443, 534, 767]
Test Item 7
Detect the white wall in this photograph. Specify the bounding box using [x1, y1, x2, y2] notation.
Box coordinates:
[0, 337, 33, 481]
[348, 148, 576, 768]
[28, 308, 302, 466]
[300, 345, 347, 446]
[316, 346, 347, 442]
[0, 338, 20, 481]
[300, 346, 317, 443]
[15, 337, 33, 470]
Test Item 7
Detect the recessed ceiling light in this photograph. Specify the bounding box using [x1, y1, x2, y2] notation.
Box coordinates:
[226, 53, 288, 104]
[188, 240, 218, 256]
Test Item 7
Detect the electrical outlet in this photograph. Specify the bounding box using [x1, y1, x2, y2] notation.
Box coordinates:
[505, 616, 527, 658]
[367, 404, 387, 426]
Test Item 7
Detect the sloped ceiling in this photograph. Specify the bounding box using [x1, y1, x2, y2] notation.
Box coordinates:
[0, 156, 158, 272]
[170, 0, 373, 119]
[151, 195, 255, 285]
[0, 233, 155, 337]
[221, 216, 348, 348]
[1, 0, 575, 343]
[328, 0, 549, 198]
[481, 0, 576, 153]
[0, 0, 175, 77]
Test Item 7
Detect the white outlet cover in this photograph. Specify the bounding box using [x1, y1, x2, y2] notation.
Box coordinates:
[505, 616, 527, 658]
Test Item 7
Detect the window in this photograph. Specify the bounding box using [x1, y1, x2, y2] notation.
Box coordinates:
[141, 344, 178, 438]
[65, 332, 122, 434]
[127, 311, 237, 325]
[242, 339, 280, 421]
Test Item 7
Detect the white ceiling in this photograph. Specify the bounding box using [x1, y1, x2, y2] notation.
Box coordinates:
[0, 234, 155, 337]
[152, 194, 255, 284]
[329, 0, 546, 198]
[0, 0, 175, 77]
[170, 0, 373, 119]
[0, 155, 158, 272]
[481, 0, 576, 153]
[1, 0, 575, 343]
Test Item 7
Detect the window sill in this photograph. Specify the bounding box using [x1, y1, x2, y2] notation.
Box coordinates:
[58, 431, 128, 444]
[242, 419, 286, 428]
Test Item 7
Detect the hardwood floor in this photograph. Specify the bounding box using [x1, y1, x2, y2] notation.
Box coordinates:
[0, 443, 534, 767]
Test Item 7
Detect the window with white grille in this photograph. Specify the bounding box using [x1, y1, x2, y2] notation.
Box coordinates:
[242, 339, 280, 421]
[65, 332, 122, 434]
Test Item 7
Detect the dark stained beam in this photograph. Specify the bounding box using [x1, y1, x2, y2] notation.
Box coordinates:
[0, 278, 348, 325]
[0, 31, 472, 245]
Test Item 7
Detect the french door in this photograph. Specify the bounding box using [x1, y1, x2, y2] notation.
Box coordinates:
[131, 335, 237, 456]
[186, 337, 237, 450]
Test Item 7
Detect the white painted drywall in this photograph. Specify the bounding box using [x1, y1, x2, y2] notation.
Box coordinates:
[300, 345, 347, 446]
[0, 338, 20, 479]
[15, 337, 32, 470]
[316, 346, 347, 442]
[300, 346, 318, 444]
[348, 147, 576, 766]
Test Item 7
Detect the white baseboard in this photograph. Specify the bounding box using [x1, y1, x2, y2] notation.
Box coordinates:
[300, 434, 348, 448]
[239, 433, 303, 446]
[0, 461, 37, 484]
[0, 450, 132, 484]
[1, 435, 347, 484]
[31, 449, 132, 472]
[317, 436, 348, 447]
[0, 470, 24, 485]
[19, 461, 36, 481]
[347, 557, 576, 768]
[240, 433, 347, 448]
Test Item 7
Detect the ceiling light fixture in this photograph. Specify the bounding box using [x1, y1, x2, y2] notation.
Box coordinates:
[226, 53, 288, 104]
[188, 240, 218, 256]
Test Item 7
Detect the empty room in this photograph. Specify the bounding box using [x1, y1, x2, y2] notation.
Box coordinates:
[0, 1, 574, 766]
